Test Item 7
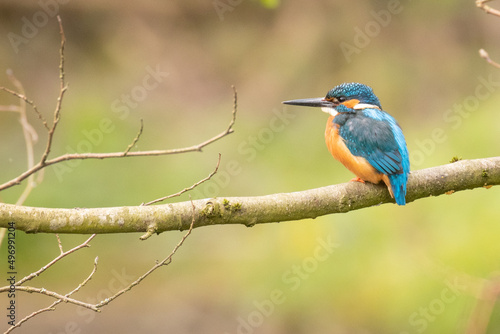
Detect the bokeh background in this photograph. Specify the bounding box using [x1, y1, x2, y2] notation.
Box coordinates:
[1, 1, 500, 333]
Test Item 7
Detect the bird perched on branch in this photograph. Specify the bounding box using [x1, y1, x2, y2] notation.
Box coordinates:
[283, 82, 410, 205]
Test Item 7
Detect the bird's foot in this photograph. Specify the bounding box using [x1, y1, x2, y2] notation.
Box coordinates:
[350, 177, 365, 183]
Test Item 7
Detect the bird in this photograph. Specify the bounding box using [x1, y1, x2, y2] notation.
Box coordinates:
[283, 82, 410, 205]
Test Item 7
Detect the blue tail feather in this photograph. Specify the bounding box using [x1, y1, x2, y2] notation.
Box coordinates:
[389, 173, 408, 206]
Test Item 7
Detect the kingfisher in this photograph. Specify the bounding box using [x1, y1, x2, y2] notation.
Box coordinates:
[283, 82, 410, 205]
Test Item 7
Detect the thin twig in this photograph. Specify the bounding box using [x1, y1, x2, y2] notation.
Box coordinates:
[0, 85, 48, 130]
[464, 272, 500, 334]
[57, 16, 66, 90]
[0, 87, 237, 192]
[5, 306, 53, 333]
[4, 257, 99, 334]
[95, 199, 196, 309]
[476, 0, 500, 16]
[124, 119, 144, 155]
[0, 22, 238, 195]
[1, 286, 98, 311]
[142, 153, 222, 206]
[70, 256, 99, 295]
[194, 85, 237, 149]
[0, 105, 19, 112]
[4, 259, 99, 334]
[6, 71, 40, 206]
[39, 15, 67, 165]
[479, 49, 500, 69]
[14, 234, 96, 286]
[56, 234, 64, 253]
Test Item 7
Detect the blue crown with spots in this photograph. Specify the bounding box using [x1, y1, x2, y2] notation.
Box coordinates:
[325, 83, 382, 109]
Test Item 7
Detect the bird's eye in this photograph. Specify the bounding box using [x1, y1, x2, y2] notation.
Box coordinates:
[337, 96, 347, 102]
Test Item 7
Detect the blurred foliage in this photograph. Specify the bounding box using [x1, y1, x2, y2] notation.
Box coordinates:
[0, 0, 499, 333]
[259, 0, 280, 9]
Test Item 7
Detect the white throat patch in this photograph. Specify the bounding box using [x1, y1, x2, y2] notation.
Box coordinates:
[353, 103, 381, 110]
[321, 107, 338, 116]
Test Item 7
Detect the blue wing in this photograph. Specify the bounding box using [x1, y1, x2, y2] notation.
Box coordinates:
[334, 109, 410, 204]
[334, 110, 404, 175]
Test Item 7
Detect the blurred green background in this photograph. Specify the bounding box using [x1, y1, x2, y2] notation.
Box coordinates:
[1, 1, 500, 333]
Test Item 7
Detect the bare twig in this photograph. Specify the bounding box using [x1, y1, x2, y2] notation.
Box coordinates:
[142, 153, 222, 206]
[474, 21, 500, 334]
[2, 236, 98, 333]
[124, 119, 144, 155]
[55, 234, 64, 253]
[0, 86, 237, 192]
[476, 0, 500, 16]
[95, 199, 196, 308]
[39, 16, 67, 165]
[0, 105, 19, 112]
[194, 85, 237, 149]
[479, 49, 500, 69]
[15, 234, 96, 286]
[70, 256, 99, 295]
[0, 105, 236, 192]
[4, 257, 99, 334]
[7, 71, 40, 206]
[139, 154, 221, 240]
[0, 69, 41, 210]
[0, 17, 237, 194]
[2, 286, 99, 311]
[0, 85, 48, 130]
[465, 273, 500, 334]
[1, 170, 206, 331]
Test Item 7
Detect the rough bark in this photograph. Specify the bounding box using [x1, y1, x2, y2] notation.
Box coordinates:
[0, 157, 498, 235]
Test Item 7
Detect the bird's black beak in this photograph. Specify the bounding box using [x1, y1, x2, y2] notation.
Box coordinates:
[282, 97, 334, 108]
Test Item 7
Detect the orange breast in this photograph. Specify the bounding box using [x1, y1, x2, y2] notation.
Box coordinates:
[325, 115, 391, 191]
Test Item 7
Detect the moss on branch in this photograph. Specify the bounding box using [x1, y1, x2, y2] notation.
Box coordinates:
[1, 157, 498, 235]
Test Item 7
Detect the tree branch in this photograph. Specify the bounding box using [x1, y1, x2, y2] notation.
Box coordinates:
[2, 203, 197, 333]
[479, 49, 500, 69]
[0, 17, 237, 193]
[15, 234, 96, 286]
[0, 157, 498, 235]
[476, 0, 500, 17]
[0, 286, 99, 311]
[3, 256, 99, 334]
[94, 199, 195, 308]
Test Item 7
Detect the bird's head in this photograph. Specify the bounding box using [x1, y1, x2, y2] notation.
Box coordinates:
[283, 82, 382, 116]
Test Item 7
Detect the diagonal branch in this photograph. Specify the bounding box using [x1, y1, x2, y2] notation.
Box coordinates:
[4, 257, 99, 334]
[0, 85, 48, 130]
[0, 157, 498, 235]
[94, 199, 196, 308]
[141, 153, 222, 207]
[476, 0, 500, 16]
[124, 119, 144, 155]
[39, 16, 67, 165]
[0, 17, 237, 193]
[0, 103, 236, 192]
[15, 234, 96, 286]
[479, 49, 500, 69]
[138, 154, 221, 240]
[0, 286, 99, 311]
